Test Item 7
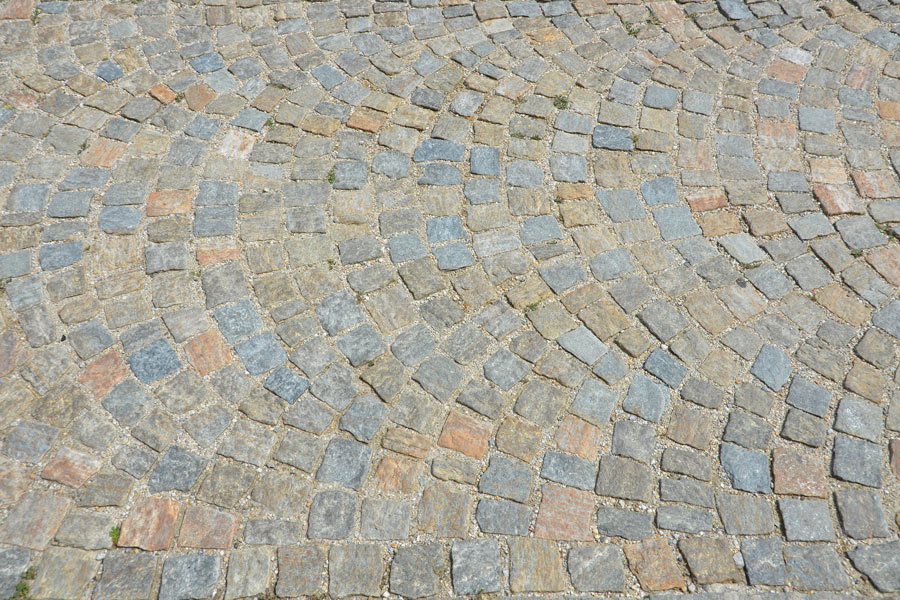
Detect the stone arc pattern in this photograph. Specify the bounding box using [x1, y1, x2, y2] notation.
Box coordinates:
[2, 0, 900, 598]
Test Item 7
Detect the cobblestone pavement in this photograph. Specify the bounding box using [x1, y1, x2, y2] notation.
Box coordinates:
[1, 0, 900, 597]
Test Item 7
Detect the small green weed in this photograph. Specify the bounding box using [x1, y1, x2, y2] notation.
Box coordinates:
[553, 95, 569, 110]
[109, 526, 121, 546]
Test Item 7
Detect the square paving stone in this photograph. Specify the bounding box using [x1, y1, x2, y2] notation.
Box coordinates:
[654, 206, 701, 240]
[568, 545, 625, 592]
[483, 348, 530, 391]
[361, 499, 410, 541]
[835, 488, 890, 539]
[785, 545, 849, 591]
[94, 552, 158, 600]
[623, 373, 669, 423]
[307, 490, 356, 539]
[508, 538, 567, 593]
[643, 349, 686, 388]
[750, 344, 792, 391]
[848, 541, 900, 593]
[479, 455, 533, 502]
[785, 376, 831, 417]
[596, 455, 654, 501]
[127, 340, 180, 383]
[451, 539, 502, 595]
[32, 547, 98, 600]
[0, 490, 71, 550]
[413, 355, 463, 402]
[389, 544, 445, 599]
[1, 420, 57, 463]
[235, 332, 287, 375]
[475, 498, 531, 536]
[148, 446, 207, 493]
[340, 395, 387, 443]
[741, 538, 786, 586]
[557, 325, 607, 365]
[834, 395, 882, 442]
[159, 554, 221, 600]
[716, 493, 775, 535]
[329, 545, 383, 598]
[719, 443, 772, 493]
[679, 537, 744, 584]
[316, 438, 371, 490]
[779, 498, 835, 541]
[264, 367, 309, 404]
[832, 435, 882, 488]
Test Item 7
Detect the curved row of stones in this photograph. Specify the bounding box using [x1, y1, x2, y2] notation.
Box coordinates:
[1, 0, 900, 597]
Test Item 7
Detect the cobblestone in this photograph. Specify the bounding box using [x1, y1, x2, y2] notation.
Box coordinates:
[0, 0, 897, 596]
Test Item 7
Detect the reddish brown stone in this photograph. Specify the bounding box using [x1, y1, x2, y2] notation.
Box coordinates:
[118, 497, 179, 551]
[554, 415, 601, 460]
[218, 129, 255, 160]
[867, 246, 900, 287]
[687, 191, 727, 212]
[851, 171, 900, 198]
[815, 284, 871, 326]
[0, 0, 34, 20]
[698, 211, 741, 236]
[757, 120, 797, 148]
[184, 329, 231, 376]
[147, 190, 192, 217]
[149, 84, 176, 105]
[41, 447, 102, 488]
[78, 350, 128, 397]
[80, 138, 126, 168]
[813, 184, 862, 216]
[846, 64, 874, 90]
[766, 60, 807, 84]
[196, 246, 241, 266]
[809, 158, 847, 184]
[0, 490, 71, 550]
[676, 140, 713, 170]
[624, 536, 686, 592]
[185, 83, 215, 111]
[533, 484, 594, 541]
[373, 453, 421, 496]
[178, 505, 238, 549]
[438, 411, 491, 460]
[876, 101, 900, 121]
[346, 108, 387, 133]
[773, 447, 827, 497]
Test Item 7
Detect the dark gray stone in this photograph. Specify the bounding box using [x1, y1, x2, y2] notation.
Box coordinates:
[720, 443, 771, 493]
[595, 508, 654, 540]
[832, 435, 882, 488]
[750, 344, 792, 391]
[316, 438, 371, 490]
[479, 456, 532, 502]
[307, 490, 355, 539]
[452, 539, 502, 595]
[159, 554, 220, 600]
[741, 538, 786, 586]
[848, 541, 900, 592]
[475, 498, 530, 536]
[540, 452, 597, 490]
[148, 446, 207, 493]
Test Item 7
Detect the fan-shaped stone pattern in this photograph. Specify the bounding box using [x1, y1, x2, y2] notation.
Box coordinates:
[0, 0, 899, 597]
